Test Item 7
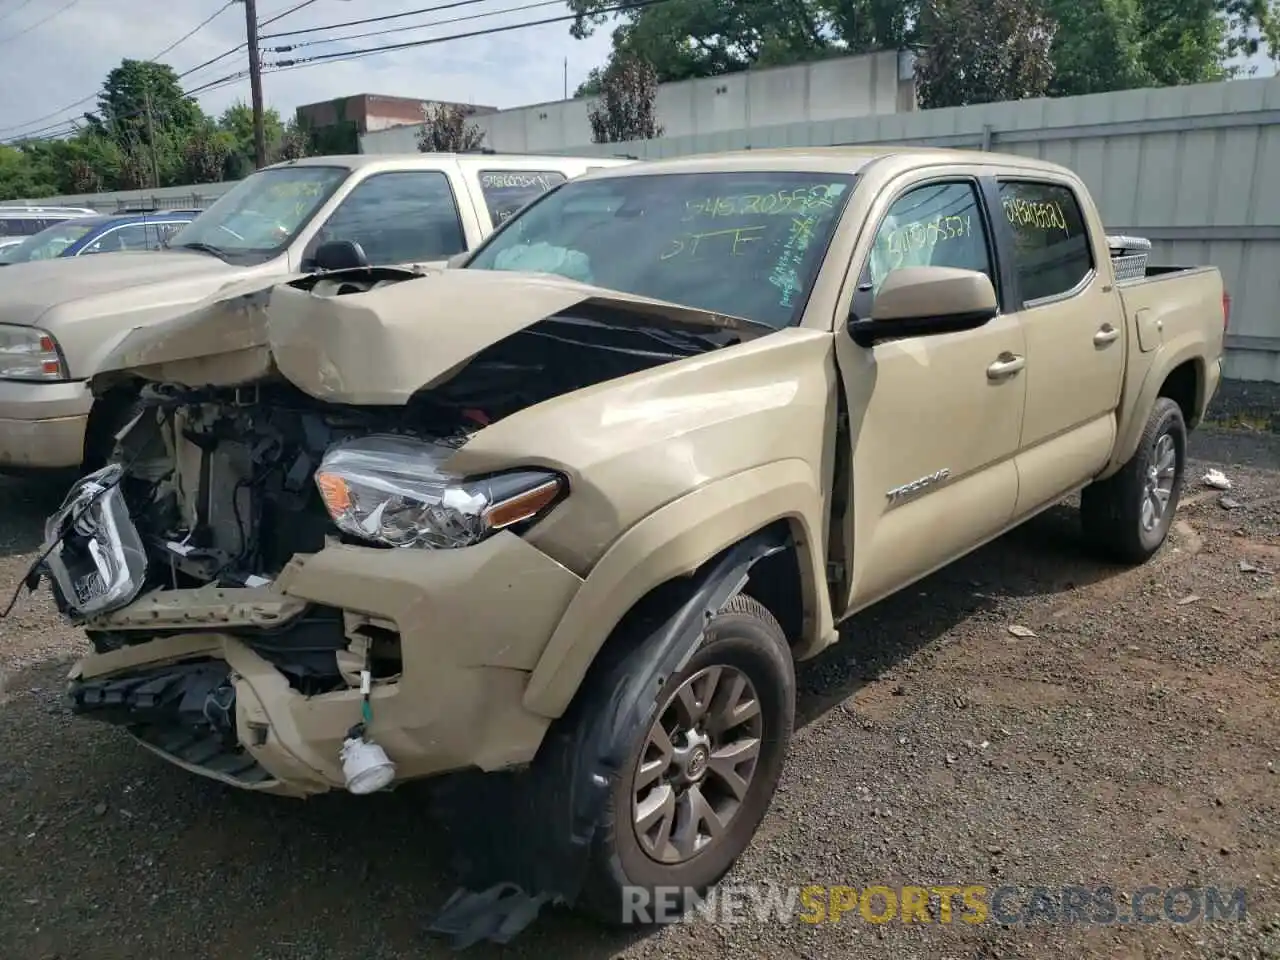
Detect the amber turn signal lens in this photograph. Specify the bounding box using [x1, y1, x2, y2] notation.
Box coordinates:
[483, 478, 563, 529]
[315, 471, 352, 515]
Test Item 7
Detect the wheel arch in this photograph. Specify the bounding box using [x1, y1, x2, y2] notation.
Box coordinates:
[1102, 344, 1204, 480]
[522, 459, 836, 721]
[81, 377, 146, 471]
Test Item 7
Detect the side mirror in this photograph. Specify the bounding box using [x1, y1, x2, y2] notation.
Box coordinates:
[849, 266, 998, 348]
[445, 251, 470, 269]
[312, 239, 369, 272]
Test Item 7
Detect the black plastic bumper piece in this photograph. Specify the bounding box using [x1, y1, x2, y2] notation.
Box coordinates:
[69, 660, 273, 786]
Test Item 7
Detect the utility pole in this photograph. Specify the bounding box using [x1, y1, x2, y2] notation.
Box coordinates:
[142, 83, 161, 189]
[243, 0, 267, 168]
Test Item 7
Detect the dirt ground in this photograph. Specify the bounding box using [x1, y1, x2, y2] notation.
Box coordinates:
[0, 424, 1276, 960]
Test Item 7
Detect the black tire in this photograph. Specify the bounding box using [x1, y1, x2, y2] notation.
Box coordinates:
[574, 593, 796, 925]
[1080, 397, 1187, 564]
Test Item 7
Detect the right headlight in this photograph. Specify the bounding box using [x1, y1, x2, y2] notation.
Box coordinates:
[0, 324, 68, 381]
[314, 435, 566, 549]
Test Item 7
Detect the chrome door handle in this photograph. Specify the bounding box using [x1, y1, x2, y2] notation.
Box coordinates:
[987, 353, 1026, 380]
[1094, 324, 1120, 346]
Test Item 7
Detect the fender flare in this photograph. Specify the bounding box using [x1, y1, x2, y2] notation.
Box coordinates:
[1102, 339, 1205, 478]
[522, 458, 834, 719]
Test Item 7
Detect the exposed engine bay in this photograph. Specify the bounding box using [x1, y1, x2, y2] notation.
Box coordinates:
[46, 271, 740, 707]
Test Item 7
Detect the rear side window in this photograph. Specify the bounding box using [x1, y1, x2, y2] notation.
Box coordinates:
[318, 170, 465, 264]
[479, 170, 568, 225]
[998, 181, 1093, 303]
[0, 217, 52, 237]
[83, 223, 152, 254]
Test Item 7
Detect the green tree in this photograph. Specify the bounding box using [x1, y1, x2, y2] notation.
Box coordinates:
[1042, 0, 1149, 96]
[915, 0, 1057, 107]
[588, 54, 665, 142]
[570, 0, 839, 84]
[0, 145, 56, 200]
[183, 122, 235, 184]
[277, 119, 313, 161]
[88, 60, 203, 150]
[571, 0, 1274, 100]
[218, 102, 285, 176]
[416, 103, 487, 152]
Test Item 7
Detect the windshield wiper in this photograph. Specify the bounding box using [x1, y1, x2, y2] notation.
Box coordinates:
[173, 241, 230, 261]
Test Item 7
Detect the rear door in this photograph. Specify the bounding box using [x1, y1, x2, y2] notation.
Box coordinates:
[834, 170, 1028, 611]
[994, 177, 1126, 515]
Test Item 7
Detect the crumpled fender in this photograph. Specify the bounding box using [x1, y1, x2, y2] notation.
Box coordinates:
[426, 525, 791, 948]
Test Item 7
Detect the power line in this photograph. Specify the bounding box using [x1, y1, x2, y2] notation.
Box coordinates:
[0, 4, 244, 139]
[269, 0, 672, 68]
[3, 71, 250, 145]
[260, 0, 491, 40]
[0, 0, 37, 27]
[176, 43, 246, 80]
[259, 0, 322, 28]
[152, 0, 238, 62]
[0, 0, 84, 46]
[266, 0, 566, 50]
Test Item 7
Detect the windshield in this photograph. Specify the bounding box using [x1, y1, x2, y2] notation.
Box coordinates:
[465, 170, 856, 328]
[165, 165, 350, 261]
[0, 221, 97, 263]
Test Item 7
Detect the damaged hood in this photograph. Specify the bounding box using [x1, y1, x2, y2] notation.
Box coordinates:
[93, 267, 770, 405]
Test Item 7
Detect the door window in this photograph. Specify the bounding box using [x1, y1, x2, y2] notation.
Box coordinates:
[864, 181, 994, 298]
[315, 170, 465, 264]
[997, 181, 1093, 303]
[83, 224, 152, 254]
[478, 170, 567, 226]
[149, 221, 190, 248]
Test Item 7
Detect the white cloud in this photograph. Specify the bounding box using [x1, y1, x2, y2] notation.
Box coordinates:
[0, 0, 617, 140]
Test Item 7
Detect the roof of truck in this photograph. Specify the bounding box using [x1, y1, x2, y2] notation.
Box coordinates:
[265, 153, 635, 171]
[569, 146, 1075, 179]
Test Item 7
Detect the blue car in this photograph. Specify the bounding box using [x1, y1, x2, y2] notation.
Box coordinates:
[0, 209, 203, 265]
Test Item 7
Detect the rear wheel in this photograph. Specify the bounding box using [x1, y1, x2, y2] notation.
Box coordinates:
[1081, 397, 1187, 564]
[575, 594, 795, 924]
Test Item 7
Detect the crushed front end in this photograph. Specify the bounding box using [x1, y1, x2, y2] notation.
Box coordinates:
[42, 378, 585, 796]
[37, 267, 750, 797]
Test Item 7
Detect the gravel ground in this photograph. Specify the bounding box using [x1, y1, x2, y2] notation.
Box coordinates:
[0, 424, 1277, 960]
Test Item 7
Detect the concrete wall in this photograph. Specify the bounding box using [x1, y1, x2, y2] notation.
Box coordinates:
[360, 50, 916, 155]
[0, 183, 237, 211]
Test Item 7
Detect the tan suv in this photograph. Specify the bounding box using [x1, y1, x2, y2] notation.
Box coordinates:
[39, 147, 1225, 933]
[0, 152, 630, 474]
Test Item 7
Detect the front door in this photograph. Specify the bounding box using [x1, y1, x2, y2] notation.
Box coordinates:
[306, 169, 470, 270]
[834, 176, 1028, 612]
[995, 178, 1127, 515]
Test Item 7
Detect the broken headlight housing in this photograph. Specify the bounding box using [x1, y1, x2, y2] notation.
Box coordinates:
[314, 435, 566, 549]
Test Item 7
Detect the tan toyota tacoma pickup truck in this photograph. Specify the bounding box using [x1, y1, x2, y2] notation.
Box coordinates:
[33, 147, 1226, 933]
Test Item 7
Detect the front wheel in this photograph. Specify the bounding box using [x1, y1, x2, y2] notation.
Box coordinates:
[1081, 397, 1187, 564]
[576, 594, 795, 925]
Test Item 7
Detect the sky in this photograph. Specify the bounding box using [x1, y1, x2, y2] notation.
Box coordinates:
[0, 0, 618, 142]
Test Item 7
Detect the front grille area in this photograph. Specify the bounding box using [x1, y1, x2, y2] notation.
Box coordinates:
[70, 660, 274, 787]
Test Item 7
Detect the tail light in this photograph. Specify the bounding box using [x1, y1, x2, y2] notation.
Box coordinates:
[1222, 291, 1231, 332]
